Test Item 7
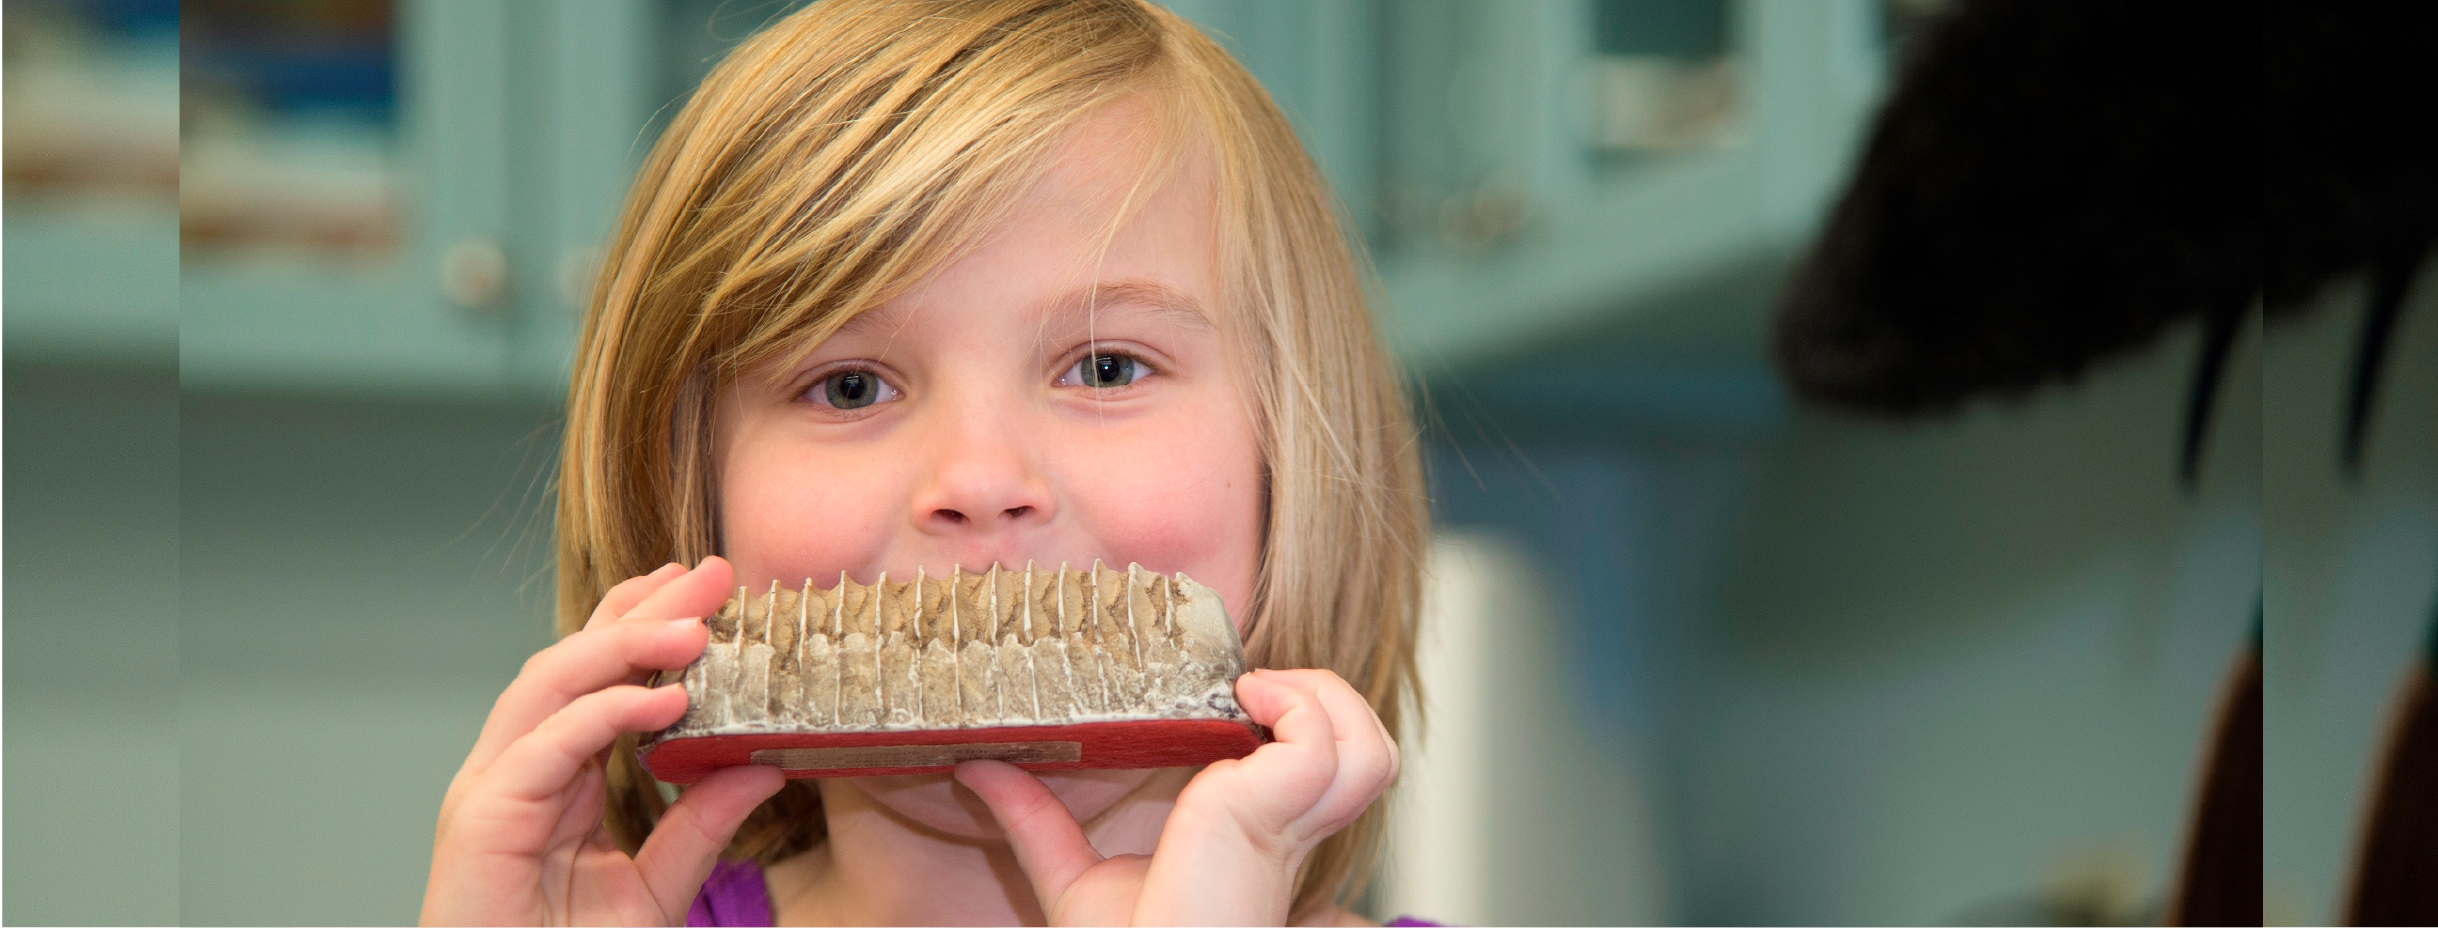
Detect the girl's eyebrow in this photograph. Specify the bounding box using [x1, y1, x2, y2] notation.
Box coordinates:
[1044, 279, 1214, 332]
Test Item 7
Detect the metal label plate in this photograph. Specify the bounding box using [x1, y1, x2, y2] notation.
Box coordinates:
[749, 740, 1084, 770]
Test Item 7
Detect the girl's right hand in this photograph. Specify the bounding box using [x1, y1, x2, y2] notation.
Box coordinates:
[420, 557, 787, 927]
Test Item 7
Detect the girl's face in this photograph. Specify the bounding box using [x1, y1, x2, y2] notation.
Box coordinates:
[713, 104, 1263, 839]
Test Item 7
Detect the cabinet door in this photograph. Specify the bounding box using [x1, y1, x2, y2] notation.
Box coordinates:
[180, 0, 515, 395]
[1372, 0, 1886, 370]
[4, 10, 179, 365]
[505, 0, 654, 396]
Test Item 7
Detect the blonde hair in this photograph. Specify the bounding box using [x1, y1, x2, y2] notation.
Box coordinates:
[555, 0, 1425, 916]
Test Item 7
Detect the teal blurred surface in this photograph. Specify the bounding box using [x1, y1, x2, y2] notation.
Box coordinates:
[1421, 312, 2261, 924]
[4, 362, 183, 926]
[175, 392, 561, 925]
[2263, 272, 2438, 925]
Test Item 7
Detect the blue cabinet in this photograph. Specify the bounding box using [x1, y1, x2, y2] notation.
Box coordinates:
[1362, 0, 1886, 369]
[4, 19, 179, 364]
[151, 0, 1883, 396]
[177, 0, 655, 398]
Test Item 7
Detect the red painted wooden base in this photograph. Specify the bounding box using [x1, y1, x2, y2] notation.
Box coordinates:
[641, 720, 1265, 783]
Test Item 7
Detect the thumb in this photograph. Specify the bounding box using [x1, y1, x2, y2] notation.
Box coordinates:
[955, 760, 1103, 909]
[632, 763, 786, 919]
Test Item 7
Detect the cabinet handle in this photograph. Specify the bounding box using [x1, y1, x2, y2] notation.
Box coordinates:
[442, 238, 509, 314]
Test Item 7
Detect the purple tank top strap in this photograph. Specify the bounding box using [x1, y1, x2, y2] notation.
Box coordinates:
[685, 858, 775, 927]
[674, 856, 1444, 927]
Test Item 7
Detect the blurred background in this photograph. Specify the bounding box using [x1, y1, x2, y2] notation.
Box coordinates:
[3, 0, 2416, 924]
[6, 0, 182, 925]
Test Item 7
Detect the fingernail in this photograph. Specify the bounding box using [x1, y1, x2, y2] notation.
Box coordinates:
[668, 616, 701, 629]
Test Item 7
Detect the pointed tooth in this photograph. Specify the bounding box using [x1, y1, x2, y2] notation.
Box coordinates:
[768, 584, 801, 723]
[836, 573, 879, 728]
[1060, 564, 1104, 714]
[918, 568, 958, 727]
[1091, 562, 1137, 714]
[1135, 569, 1185, 712]
[878, 572, 918, 726]
[806, 576, 838, 727]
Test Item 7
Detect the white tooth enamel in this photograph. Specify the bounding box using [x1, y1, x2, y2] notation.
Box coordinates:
[950, 565, 966, 726]
[643, 566, 1252, 743]
[803, 577, 836, 728]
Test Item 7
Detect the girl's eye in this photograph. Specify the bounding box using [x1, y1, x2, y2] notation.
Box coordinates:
[1062, 352, 1144, 390]
[809, 368, 899, 410]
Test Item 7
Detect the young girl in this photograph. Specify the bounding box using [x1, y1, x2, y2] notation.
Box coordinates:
[421, 0, 1425, 923]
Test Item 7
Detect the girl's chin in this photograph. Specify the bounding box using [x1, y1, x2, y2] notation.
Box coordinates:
[836, 767, 1163, 841]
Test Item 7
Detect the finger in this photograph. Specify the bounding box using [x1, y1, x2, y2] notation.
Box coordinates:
[1244, 669, 1395, 825]
[1061, 854, 1152, 925]
[1130, 674, 1362, 926]
[465, 558, 733, 770]
[465, 615, 708, 772]
[585, 562, 688, 631]
[954, 760, 1103, 907]
[634, 764, 787, 919]
[544, 756, 613, 856]
[613, 556, 734, 626]
[1282, 669, 1388, 752]
[475, 684, 691, 813]
[1237, 670, 1340, 745]
[1296, 672, 1399, 828]
[1209, 671, 1344, 830]
[1235, 670, 1342, 767]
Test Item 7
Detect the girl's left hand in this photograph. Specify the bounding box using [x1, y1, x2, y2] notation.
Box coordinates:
[955, 667, 1398, 926]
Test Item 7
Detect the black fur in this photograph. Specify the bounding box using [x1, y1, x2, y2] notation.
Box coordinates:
[2264, 3, 2438, 311]
[1773, 0, 2259, 417]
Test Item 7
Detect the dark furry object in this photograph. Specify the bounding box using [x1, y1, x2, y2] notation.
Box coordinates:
[2266, 3, 2438, 476]
[2264, 3, 2438, 311]
[1773, 0, 2258, 416]
[2349, 661, 2438, 926]
[2169, 644, 2262, 927]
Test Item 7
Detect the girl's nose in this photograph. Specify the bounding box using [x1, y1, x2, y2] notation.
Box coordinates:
[909, 428, 1055, 535]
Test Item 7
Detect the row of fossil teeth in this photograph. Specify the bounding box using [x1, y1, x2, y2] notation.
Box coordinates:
[647, 562, 1250, 739]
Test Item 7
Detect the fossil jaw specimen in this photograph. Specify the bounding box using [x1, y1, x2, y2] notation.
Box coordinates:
[639, 562, 1262, 782]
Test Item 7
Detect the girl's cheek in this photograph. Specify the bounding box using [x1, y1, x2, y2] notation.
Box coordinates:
[721, 443, 901, 588]
[1061, 414, 1264, 615]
